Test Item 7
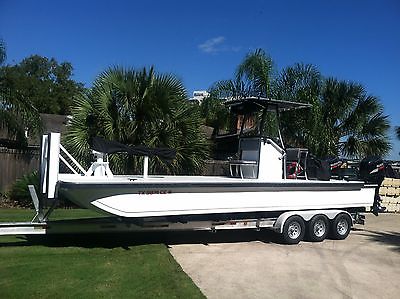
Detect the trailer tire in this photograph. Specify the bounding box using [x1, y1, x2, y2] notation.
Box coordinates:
[282, 215, 305, 244]
[307, 215, 329, 242]
[330, 213, 352, 240]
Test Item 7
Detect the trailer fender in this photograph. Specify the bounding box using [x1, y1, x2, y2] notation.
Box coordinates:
[273, 210, 353, 234]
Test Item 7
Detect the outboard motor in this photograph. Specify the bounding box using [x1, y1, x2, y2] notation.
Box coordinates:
[359, 156, 385, 184]
[359, 156, 386, 215]
[326, 157, 361, 181]
[326, 157, 344, 179]
[327, 156, 343, 171]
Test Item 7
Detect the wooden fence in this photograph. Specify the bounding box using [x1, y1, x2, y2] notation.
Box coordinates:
[0, 147, 40, 193]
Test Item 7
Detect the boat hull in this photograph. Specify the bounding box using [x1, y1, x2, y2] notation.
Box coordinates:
[57, 179, 375, 218]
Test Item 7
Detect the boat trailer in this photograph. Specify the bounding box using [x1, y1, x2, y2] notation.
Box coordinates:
[0, 184, 366, 244]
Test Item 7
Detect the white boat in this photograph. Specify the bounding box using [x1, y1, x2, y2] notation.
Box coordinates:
[40, 97, 377, 220]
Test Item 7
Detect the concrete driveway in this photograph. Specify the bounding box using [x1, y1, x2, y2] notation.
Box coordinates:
[169, 214, 400, 299]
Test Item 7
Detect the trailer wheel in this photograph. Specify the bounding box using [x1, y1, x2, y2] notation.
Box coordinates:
[282, 215, 305, 244]
[331, 213, 352, 240]
[307, 215, 329, 242]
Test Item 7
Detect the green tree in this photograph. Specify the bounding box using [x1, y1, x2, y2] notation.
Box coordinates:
[276, 65, 391, 158]
[210, 50, 290, 138]
[1, 55, 84, 115]
[236, 48, 274, 97]
[0, 39, 6, 65]
[210, 49, 274, 99]
[274, 63, 323, 152]
[0, 42, 42, 145]
[199, 95, 230, 135]
[211, 49, 391, 158]
[64, 67, 209, 175]
[321, 79, 390, 158]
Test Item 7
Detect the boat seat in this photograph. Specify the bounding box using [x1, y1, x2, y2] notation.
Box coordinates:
[229, 138, 260, 179]
[229, 160, 258, 178]
[286, 148, 308, 179]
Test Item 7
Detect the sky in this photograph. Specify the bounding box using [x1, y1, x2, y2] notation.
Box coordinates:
[1, 0, 399, 159]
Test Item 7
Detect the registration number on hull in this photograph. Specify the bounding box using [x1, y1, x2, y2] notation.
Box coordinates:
[138, 190, 172, 195]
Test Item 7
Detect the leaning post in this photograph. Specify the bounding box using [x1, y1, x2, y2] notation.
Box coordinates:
[143, 156, 149, 179]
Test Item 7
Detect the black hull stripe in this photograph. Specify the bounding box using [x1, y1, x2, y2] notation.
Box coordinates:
[59, 181, 365, 193]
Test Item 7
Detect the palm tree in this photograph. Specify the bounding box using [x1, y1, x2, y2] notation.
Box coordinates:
[64, 67, 209, 175]
[199, 95, 230, 135]
[206, 49, 275, 136]
[211, 49, 391, 158]
[209, 78, 252, 100]
[275, 63, 323, 152]
[276, 65, 391, 158]
[396, 127, 400, 140]
[236, 49, 274, 97]
[210, 49, 274, 100]
[321, 79, 390, 158]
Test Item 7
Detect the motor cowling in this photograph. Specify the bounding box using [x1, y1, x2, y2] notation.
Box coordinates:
[359, 156, 385, 184]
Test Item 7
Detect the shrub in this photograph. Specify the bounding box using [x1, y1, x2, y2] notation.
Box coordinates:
[7, 171, 40, 208]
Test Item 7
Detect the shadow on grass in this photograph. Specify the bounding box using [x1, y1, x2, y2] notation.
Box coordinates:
[0, 228, 282, 249]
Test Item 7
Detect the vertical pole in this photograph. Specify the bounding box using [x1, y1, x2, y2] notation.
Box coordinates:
[143, 156, 149, 179]
[240, 114, 247, 136]
[259, 108, 267, 137]
[40, 134, 49, 194]
[276, 106, 284, 149]
[275, 106, 286, 180]
[47, 133, 60, 199]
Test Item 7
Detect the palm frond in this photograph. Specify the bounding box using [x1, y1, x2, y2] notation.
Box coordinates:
[274, 63, 321, 102]
[236, 49, 274, 97]
[320, 79, 390, 158]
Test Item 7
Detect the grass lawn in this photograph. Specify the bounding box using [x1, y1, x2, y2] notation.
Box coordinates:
[0, 208, 204, 298]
